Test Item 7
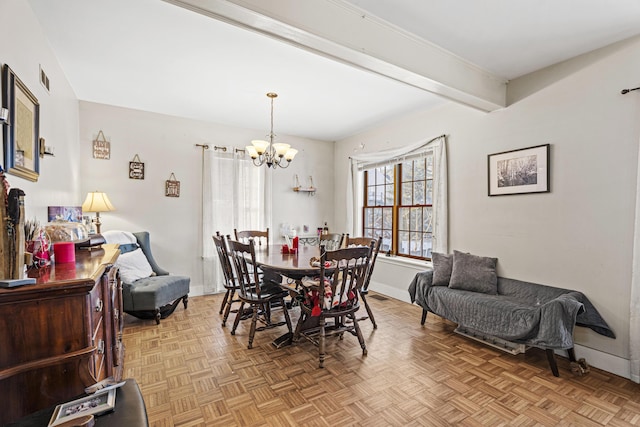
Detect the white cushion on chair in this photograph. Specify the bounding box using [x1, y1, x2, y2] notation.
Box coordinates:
[103, 230, 137, 245]
[116, 248, 154, 283]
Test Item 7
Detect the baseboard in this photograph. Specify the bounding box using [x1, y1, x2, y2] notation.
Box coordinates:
[566, 344, 631, 380]
[371, 280, 412, 303]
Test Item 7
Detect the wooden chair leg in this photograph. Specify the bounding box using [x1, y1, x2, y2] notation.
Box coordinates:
[421, 309, 428, 325]
[352, 315, 367, 356]
[318, 317, 326, 368]
[247, 306, 259, 349]
[281, 297, 293, 333]
[546, 349, 559, 377]
[182, 295, 188, 310]
[219, 289, 230, 314]
[155, 309, 161, 325]
[222, 289, 236, 326]
[567, 347, 577, 362]
[230, 302, 244, 335]
[361, 294, 377, 329]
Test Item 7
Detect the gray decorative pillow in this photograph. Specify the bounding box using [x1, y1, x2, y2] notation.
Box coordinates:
[431, 252, 453, 286]
[449, 250, 498, 294]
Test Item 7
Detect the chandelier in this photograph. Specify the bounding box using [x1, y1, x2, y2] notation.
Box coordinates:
[246, 93, 298, 169]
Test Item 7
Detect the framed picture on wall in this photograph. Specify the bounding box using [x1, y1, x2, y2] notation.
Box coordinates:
[488, 144, 550, 196]
[2, 64, 40, 182]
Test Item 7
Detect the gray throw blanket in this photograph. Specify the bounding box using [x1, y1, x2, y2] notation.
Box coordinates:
[408, 271, 615, 350]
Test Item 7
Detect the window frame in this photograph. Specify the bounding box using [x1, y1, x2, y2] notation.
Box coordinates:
[362, 152, 434, 261]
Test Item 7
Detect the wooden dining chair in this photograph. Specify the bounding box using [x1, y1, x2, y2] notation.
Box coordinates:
[227, 237, 292, 349]
[212, 232, 241, 327]
[319, 232, 343, 251]
[350, 236, 382, 329]
[234, 228, 269, 247]
[294, 242, 374, 368]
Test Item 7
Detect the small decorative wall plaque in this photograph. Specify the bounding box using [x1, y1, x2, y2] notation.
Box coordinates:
[165, 172, 180, 197]
[92, 130, 111, 160]
[129, 154, 145, 179]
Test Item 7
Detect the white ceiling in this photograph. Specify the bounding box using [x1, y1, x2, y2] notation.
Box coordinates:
[26, 0, 640, 142]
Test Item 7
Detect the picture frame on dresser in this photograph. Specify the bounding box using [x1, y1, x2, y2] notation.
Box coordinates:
[48, 389, 116, 426]
[2, 64, 40, 182]
[488, 143, 550, 196]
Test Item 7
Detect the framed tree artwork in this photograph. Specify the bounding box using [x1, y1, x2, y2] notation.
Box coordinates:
[488, 144, 550, 196]
[2, 64, 40, 182]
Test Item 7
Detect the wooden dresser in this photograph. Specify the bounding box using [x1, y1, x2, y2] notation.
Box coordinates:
[0, 244, 123, 425]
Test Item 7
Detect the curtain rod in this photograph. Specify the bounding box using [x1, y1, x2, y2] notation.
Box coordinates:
[195, 144, 245, 153]
[348, 133, 446, 160]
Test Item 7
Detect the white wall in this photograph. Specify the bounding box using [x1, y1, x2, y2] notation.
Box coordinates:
[78, 101, 334, 295]
[1, 0, 81, 219]
[334, 36, 640, 374]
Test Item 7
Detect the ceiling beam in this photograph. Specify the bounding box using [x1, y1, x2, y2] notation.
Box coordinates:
[163, 0, 507, 111]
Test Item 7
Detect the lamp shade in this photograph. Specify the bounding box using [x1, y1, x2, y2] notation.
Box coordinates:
[82, 191, 115, 213]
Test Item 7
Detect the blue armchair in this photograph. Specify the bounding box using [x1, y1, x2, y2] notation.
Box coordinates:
[104, 230, 190, 324]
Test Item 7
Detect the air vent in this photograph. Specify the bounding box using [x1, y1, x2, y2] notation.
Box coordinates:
[39, 65, 50, 92]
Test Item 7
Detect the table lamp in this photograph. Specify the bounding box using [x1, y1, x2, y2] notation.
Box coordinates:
[81, 191, 115, 234]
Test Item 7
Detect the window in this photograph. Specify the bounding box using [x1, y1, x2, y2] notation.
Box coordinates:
[363, 152, 434, 260]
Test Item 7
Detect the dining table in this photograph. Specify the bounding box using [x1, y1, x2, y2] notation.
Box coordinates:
[252, 244, 324, 347]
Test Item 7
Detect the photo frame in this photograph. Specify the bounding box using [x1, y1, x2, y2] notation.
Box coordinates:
[2, 64, 40, 182]
[488, 144, 550, 196]
[48, 389, 116, 426]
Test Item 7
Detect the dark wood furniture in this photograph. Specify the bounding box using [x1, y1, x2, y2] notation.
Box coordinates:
[7, 378, 148, 427]
[295, 244, 374, 368]
[212, 232, 240, 326]
[0, 245, 123, 425]
[344, 235, 383, 329]
[253, 244, 322, 280]
[227, 238, 292, 349]
[234, 228, 269, 247]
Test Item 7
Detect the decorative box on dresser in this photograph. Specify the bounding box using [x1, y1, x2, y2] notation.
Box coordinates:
[0, 244, 123, 426]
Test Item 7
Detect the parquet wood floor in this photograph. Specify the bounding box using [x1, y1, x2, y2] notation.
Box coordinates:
[122, 292, 640, 426]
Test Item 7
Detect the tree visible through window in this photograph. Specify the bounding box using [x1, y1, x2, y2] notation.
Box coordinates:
[363, 153, 433, 260]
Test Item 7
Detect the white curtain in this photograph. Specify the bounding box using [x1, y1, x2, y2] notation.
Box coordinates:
[630, 135, 640, 383]
[346, 134, 448, 253]
[202, 148, 266, 294]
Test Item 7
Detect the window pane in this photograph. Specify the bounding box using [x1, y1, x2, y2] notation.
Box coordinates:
[423, 234, 433, 258]
[410, 207, 422, 231]
[410, 232, 421, 256]
[375, 168, 385, 186]
[367, 187, 375, 206]
[398, 207, 409, 230]
[382, 230, 392, 253]
[364, 208, 373, 229]
[425, 180, 433, 205]
[414, 159, 425, 180]
[385, 184, 394, 205]
[384, 166, 393, 184]
[373, 208, 382, 229]
[426, 155, 433, 179]
[401, 182, 412, 205]
[401, 161, 412, 182]
[423, 207, 433, 233]
[382, 207, 393, 230]
[398, 231, 409, 255]
[414, 181, 425, 204]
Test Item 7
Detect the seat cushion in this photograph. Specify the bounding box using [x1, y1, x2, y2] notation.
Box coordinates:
[124, 275, 190, 311]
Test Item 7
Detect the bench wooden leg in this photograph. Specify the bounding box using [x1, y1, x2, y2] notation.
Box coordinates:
[421, 309, 428, 325]
[567, 347, 576, 362]
[546, 349, 559, 377]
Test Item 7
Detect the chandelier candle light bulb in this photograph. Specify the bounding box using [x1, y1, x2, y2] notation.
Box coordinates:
[246, 93, 298, 169]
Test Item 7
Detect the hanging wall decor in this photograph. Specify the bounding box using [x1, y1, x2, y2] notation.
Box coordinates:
[2, 64, 40, 182]
[129, 154, 145, 179]
[92, 130, 110, 160]
[165, 172, 180, 197]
